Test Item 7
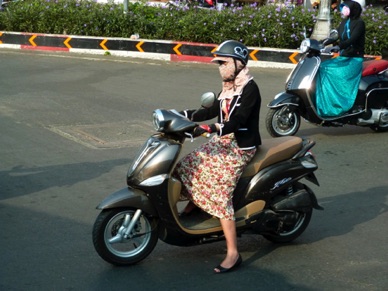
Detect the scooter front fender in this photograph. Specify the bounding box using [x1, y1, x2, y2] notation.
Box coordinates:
[96, 187, 157, 216]
[268, 92, 300, 108]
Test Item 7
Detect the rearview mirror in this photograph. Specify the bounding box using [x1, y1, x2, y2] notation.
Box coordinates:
[200, 92, 216, 109]
[329, 29, 339, 41]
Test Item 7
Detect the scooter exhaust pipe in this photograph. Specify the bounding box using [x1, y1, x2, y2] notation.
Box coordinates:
[271, 189, 313, 212]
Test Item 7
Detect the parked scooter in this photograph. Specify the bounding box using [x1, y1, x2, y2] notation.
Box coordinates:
[266, 30, 388, 137]
[0, 0, 12, 9]
[92, 92, 322, 266]
[167, 0, 216, 9]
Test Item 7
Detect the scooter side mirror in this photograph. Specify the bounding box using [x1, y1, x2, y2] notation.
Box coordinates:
[200, 92, 216, 109]
[329, 29, 339, 40]
[302, 26, 307, 39]
[321, 30, 339, 46]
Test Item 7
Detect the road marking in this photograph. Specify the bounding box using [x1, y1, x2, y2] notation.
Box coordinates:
[289, 52, 299, 64]
[173, 43, 182, 55]
[136, 41, 144, 52]
[29, 35, 37, 47]
[100, 39, 108, 50]
[250, 49, 259, 61]
[64, 37, 72, 49]
[47, 121, 154, 149]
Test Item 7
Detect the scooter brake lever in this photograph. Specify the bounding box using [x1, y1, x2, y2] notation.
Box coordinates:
[184, 132, 194, 142]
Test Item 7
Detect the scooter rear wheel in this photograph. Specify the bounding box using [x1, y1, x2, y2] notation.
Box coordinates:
[263, 209, 312, 243]
[266, 107, 301, 137]
[92, 208, 159, 266]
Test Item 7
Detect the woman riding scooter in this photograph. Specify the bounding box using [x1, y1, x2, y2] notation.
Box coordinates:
[174, 40, 262, 273]
[316, 0, 365, 117]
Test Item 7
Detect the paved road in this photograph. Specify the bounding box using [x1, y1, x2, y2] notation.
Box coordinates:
[1, 49, 387, 291]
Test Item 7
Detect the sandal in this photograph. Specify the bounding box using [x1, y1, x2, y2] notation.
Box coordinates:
[214, 254, 242, 274]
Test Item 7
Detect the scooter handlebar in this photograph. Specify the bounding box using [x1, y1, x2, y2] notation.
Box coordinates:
[321, 45, 340, 55]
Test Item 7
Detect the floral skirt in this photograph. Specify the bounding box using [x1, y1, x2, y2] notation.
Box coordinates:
[173, 134, 256, 220]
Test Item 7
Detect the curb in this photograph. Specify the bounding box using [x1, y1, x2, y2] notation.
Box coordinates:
[0, 31, 382, 68]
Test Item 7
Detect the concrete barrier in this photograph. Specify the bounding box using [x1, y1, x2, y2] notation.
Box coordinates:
[0, 31, 381, 68]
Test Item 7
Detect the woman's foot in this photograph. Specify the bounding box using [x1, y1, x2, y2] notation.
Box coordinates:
[214, 253, 242, 274]
[179, 201, 199, 216]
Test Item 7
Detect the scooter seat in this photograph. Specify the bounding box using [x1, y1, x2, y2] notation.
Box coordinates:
[241, 136, 303, 178]
[362, 59, 388, 77]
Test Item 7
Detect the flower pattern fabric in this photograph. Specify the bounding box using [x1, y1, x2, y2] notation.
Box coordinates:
[174, 133, 256, 221]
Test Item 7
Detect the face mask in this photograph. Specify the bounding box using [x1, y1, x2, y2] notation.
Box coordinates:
[218, 59, 237, 82]
[341, 6, 350, 17]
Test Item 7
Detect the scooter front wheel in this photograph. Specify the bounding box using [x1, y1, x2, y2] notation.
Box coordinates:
[370, 124, 388, 132]
[266, 107, 301, 137]
[92, 208, 159, 266]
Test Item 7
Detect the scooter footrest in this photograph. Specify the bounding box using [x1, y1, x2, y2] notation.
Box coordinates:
[246, 209, 280, 234]
[180, 213, 219, 230]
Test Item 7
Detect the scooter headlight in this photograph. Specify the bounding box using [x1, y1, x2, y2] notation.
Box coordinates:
[300, 39, 311, 53]
[152, 109, 165, 131]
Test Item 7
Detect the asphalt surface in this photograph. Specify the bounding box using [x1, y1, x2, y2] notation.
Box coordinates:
[0, 48, 387, 291]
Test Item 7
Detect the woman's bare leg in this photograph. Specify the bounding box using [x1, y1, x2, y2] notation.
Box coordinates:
[214, 218, 240, 272]
[182, 201, 197, 213]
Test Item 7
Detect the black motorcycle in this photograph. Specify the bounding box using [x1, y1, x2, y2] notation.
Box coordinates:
[266, 30, 388, 137]
[92, 93, 322, 266]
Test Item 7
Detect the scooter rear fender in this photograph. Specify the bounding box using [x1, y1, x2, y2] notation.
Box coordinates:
[96, 187, 157, 216]
[268, 92, 300, 108]
[245, 154, 318, 202]
[305, 184, 324, 210]
[304, 172, 320, 186]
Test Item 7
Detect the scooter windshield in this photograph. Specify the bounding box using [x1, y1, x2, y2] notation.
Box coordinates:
[153, 109, 196, 134]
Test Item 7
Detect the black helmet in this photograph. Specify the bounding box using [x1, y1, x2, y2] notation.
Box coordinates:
[214, 40, 249, 65]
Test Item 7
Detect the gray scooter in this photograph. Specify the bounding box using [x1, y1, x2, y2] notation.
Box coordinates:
[92, 93, 322, 266]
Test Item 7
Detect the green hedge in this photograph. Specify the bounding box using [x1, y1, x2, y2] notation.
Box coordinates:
[0, 0, 386, 55]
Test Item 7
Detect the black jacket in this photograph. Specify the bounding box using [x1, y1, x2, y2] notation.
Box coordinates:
[337, 1, 365, 58]
[183, 80, 261, 149]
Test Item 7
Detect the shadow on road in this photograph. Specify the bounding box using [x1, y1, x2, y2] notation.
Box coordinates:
[0, 158, 131, 200]
[297, 124, 375, 137]
[305, 186, 388, 242]
[1, 182, 386, 290]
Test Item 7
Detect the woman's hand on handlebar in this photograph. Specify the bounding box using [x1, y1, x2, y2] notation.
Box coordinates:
[193, 124, 218, 137]
[193, 125, 211, 137]
[322, 45, 340, 54]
